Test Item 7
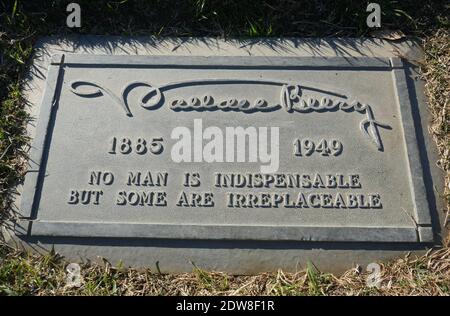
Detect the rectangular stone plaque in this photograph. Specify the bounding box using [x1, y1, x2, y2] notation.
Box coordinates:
[19, 53, 433, 244]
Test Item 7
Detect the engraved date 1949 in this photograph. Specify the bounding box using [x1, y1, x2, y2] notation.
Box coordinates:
[294, 138, 343, 157]
[108, 137, 164, 155]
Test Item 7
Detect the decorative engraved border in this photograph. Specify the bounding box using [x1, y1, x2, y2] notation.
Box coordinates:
[18, 54, 433, 243]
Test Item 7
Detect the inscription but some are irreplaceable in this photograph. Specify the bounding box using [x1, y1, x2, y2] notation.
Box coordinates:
[67, 170, 382, 210]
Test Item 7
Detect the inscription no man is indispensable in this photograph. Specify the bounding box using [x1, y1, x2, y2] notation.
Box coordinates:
[68, 170, 382, 209]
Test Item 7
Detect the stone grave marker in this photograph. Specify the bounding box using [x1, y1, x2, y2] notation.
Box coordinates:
[11, 38, 443, 273]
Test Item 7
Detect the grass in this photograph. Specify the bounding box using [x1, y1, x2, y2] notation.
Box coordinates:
[0, 0, 449, 295]
[420, 29, 450, 226]
[0, 244, 448, 295]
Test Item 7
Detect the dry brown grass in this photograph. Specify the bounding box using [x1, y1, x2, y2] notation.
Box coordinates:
[420, 29, 450, 228]
[0, 242, 448, 295]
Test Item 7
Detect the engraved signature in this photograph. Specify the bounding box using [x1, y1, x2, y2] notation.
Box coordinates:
[70, 79, 390, 151]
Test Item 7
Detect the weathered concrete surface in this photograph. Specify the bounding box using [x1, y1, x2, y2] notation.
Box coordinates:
[6, 36, 446, 274]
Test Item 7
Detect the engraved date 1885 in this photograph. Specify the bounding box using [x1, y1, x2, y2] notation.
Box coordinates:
[108, 137, 164, 155]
